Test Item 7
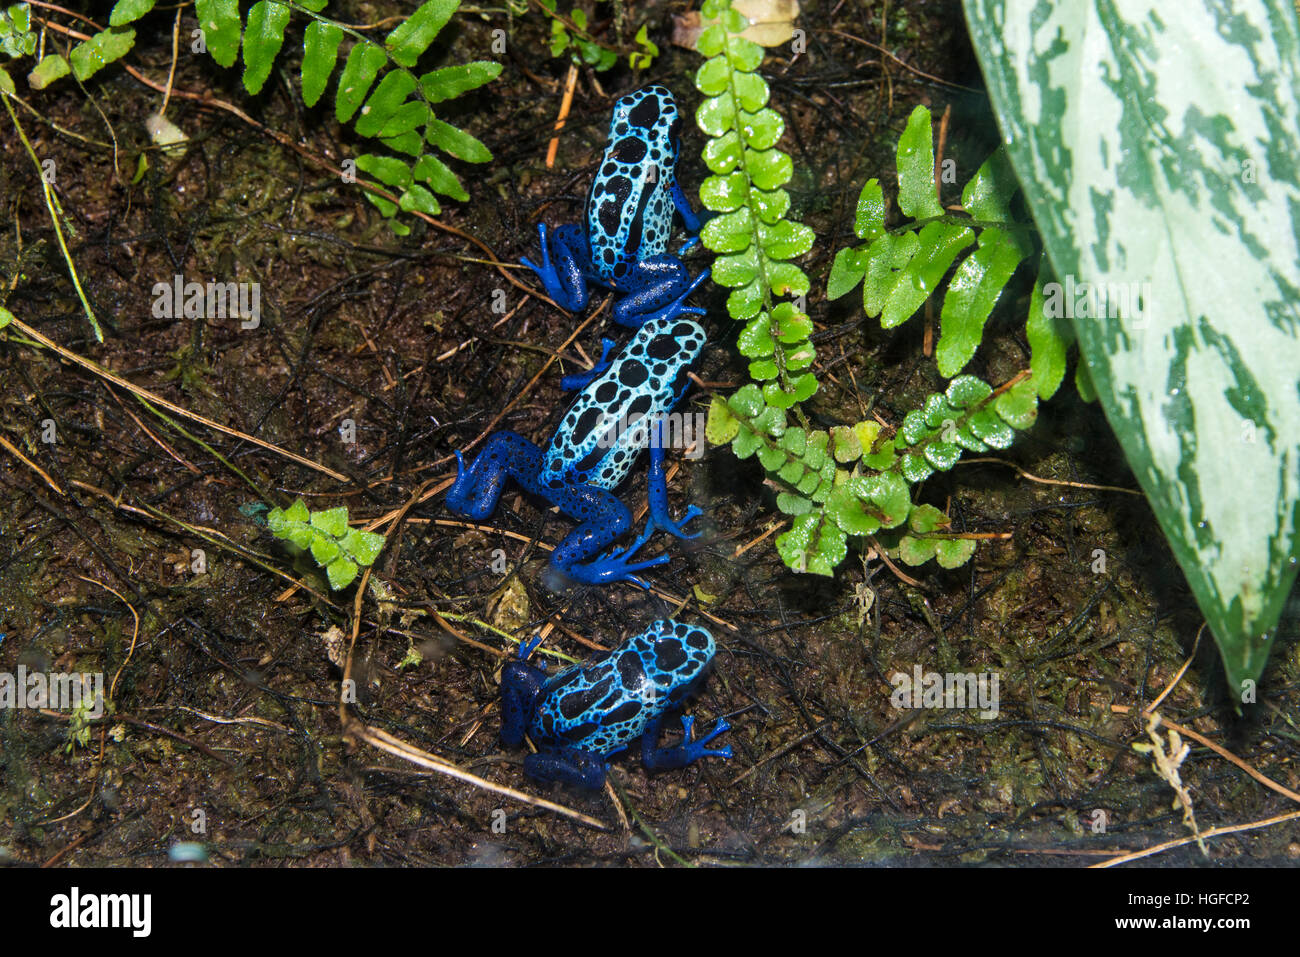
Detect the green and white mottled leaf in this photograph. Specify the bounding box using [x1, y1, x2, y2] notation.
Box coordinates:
[964, 0, 1300, 691]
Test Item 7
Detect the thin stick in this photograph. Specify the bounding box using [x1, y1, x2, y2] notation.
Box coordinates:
[4, 312, 349, 481]
[958, 457, 1141, 495]
[160, 6, 180, 116]
[1091, 809, 1300, 868]
[0, 432, 64, 494]
[1112, 705, 1300, 805]
[1145, 624, 1203, 714]
[546, 63, 580, 169]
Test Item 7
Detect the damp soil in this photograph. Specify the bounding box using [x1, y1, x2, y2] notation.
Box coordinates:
[1, 1, 1297, 868]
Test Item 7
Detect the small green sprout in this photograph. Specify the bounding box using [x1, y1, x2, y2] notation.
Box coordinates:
[267, 499, 386, 590]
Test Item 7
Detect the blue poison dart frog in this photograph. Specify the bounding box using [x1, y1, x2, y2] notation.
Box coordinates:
[501, 620, 732, 789]
[521, 85, 711, 329]
[446, 317, 706, 588]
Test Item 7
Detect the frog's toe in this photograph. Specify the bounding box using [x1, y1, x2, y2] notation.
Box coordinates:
[582, 551, 668, 587]
[445, 451, 472, 509]
[657, 505, 703, 540]
[683, 715, 732, 759]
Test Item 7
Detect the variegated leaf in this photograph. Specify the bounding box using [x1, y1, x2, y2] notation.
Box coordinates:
[963, 0, 1300, 692]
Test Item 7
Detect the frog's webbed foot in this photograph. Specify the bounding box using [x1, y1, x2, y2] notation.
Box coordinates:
[649, 504, 703, 541]
[642, 714, 733, 771]
[564, 519, 668, 589]
[612, 262, 711, 328]
[521, 223, 590, 313]
[560, 337, 618, 391]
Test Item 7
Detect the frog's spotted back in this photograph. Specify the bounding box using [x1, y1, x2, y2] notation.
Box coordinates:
[587, 85, 681, 283]
[531, 620, 716, 755]
[542, 317, 706, 491]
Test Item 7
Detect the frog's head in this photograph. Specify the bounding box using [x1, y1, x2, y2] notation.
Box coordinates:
[633, 619, 717, 705]
[609, 85, 682, 164]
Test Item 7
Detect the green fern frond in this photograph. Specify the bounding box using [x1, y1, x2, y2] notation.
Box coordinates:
[20, 1, 499, 231]
[695, 4, 1044, 579]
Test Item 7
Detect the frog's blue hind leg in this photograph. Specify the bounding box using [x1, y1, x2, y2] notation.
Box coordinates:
[641, 713, 732, 771]
[547, 485, 667, 588]
[521, 223, 591, 312]
[646, 418, 702, 540]
[612, 258, 711, 328]
[560, 336, 618, 391]
[444, 432, 544, 520]
[525, 746, 610, 789]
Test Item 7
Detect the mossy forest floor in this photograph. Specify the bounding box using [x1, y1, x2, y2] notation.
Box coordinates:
[1, 1, 1297, 867]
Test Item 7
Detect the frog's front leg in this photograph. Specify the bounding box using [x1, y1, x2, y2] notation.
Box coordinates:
[671, 179, 711, 253]
[524, 745, 611, 790]
[560, 336, 618, 392]
[546, 484, 668, 589]
[641, 713, 733, 772]
[521, 223, 592, 313]
[444, 431, 544, 520]
[646, 417, 703, 540]
[612, 257, 711, 328]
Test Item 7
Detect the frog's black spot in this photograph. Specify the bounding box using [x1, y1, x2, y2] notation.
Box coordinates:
[627, 395, 652, 422]
[629, 96, 661, 128]
[574, 406, 604, 439]
[576, 444, 606, 475]
[614, 262, 628, 279]
[618, 360, 649, 388]
[612, 137, 647, 165]
[560, 720, 599, 742]
[617, 650, 646, 687]
[559, 675, 614, 720]
[672, 322, 696, 339]
[605, 700, 642, 725]
[548, 668, 584, 693]
[595, 381, 618, 403]
[654, 638, 688, 672]
[646, 333, 677, 360]
[603, 249, 615, 264]
[686, 628, 709, 650]
[541, 712, 555, 736]
[670, 362, 694, 397]
[602, 162, 617, 177]
[624, 217, 642, 256]
[610, 175, 633, 204]
[614, 122, 628, 138]
[597, 197, 623, 235]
